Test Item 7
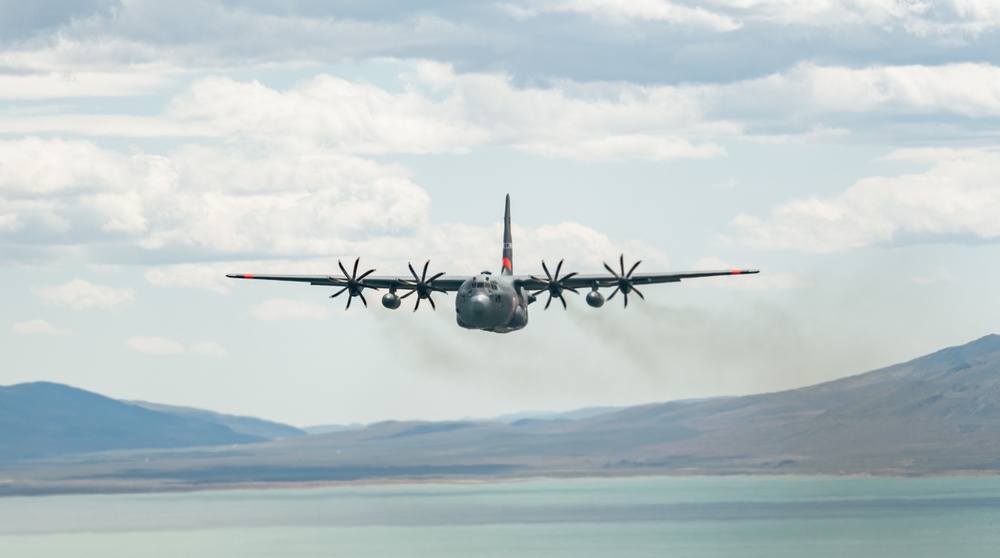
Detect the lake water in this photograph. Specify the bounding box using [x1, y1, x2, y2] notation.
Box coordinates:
[2, 476, 999, 557]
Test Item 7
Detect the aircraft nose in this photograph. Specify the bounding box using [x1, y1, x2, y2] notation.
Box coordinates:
[470, 294, 490, 319]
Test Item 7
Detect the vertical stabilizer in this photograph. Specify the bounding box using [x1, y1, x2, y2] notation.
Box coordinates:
[501, 194, 513, 275]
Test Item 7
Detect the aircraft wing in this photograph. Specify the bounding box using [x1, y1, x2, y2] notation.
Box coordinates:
[226, 273, 469, 291]
[514, 269, 760, 291]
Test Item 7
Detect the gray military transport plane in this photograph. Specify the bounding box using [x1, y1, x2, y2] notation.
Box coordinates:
[228, 195, 759, 333]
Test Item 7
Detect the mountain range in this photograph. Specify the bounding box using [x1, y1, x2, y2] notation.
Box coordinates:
[3, 334, 1000, 494]
[0, 383, 305, 461]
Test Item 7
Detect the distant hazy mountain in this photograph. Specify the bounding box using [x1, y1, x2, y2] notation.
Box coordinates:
[301, 407, 627, 434]
[466, 406, 626, 424]
[302, 423, 366, 435]
[5, 335, 1000, 494]
[0, 382, 266, 461]
[128, 401, 306, 440]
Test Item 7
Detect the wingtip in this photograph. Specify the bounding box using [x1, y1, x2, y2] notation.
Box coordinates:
[227, 273, 254, 279]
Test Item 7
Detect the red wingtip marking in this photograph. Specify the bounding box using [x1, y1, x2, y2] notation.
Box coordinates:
[244, 274, 254, 279]
[731, 270, 741, 274]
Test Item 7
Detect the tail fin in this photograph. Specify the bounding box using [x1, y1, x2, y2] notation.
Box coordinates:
[501, 194, 513, 275]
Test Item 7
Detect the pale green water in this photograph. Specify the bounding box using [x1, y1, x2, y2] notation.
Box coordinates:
[2, 476, 1000, 557]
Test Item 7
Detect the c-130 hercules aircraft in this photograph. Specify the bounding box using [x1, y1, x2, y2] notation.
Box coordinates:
[228, 195, 759, 333]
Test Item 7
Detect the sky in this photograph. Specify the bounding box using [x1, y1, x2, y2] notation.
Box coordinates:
[4, 0, 1000, 427]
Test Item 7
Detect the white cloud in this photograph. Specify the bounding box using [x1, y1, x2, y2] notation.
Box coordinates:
[0, 138, 431, 260]
[252, 299, 331, 321]
[768, 63, 1000, 117]
[146, 264, 230, 294]
[169, 74, 488, 154]
[9, 61, 1000, 166]
[514, 0, 1000, 36]
[33, 279, 135, 310]
[0, 137, 136, 195]
[529, 0, 743, 31]
[723, 0, 929, 28]
[0, 5, 480, 84]
[127, 335, 186, 354]
[0, 211, 21, 232]
[690, 62, 1000, 139]
[726, 148, 1000, 252]
[519, 134, 724, 161]
[1, 0, 997, 99]
[913, 268, 956, 285]
[0, 36, 179, 101]
[2, 136, 674, 268]
[0, 114, 216, 138]
[190, 342, 229, 357]
[0, 70, 176, 101]
[165, 65, 732, 161]
[12, 319, 71, 335]
[522, 222, 670, 270]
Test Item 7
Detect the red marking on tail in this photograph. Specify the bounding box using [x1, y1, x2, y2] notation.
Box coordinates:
[502, 257, 512, 270]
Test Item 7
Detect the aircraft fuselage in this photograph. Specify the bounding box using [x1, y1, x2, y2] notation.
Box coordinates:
[454, 273, 529, 333]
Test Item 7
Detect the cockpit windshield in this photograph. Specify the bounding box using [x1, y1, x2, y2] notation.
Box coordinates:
[472, 280, 493, 290]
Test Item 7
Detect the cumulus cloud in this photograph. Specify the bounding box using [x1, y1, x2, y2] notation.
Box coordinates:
[33, 279, 135, 310]
[0, 138, 430, 261]
[8, 61, 1000, 159]
[127, 335, 185, 354]
[725, 148, 1000, 252]
[2, 0, 999, 98]
[0, 0, 120, 41]
[521, 0, 743, 31]
[0, 211, 21, 232]
[513, 0, 1000, 37]
[724, 0, 929, 28]
[913, 268, 956, 285]
[0, 69, 177, 101]
[252, 298, 331, 321]
[0, 2, 473, 80]
[0, 131, 680, 267]
[0, 137, 136, 196]
[168, 74, 488, 154]
[715, 62, 1000, 120]
[12, 319, 71, 335]
[167, 66, 729, 161]
[523, 221, 670, 270]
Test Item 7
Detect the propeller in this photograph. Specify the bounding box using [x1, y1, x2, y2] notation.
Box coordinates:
[603, 254, 645, 308]
[530, 259, 579, 310]
[400, 260, 448, 311]
[329, 258, 378, 310]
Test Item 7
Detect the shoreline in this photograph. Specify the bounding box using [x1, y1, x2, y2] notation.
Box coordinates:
[4, 469, 1000, 498]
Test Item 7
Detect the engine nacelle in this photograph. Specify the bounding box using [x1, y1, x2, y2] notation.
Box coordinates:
[586, 290, 605, 308]
[382, 292, 401, 310]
